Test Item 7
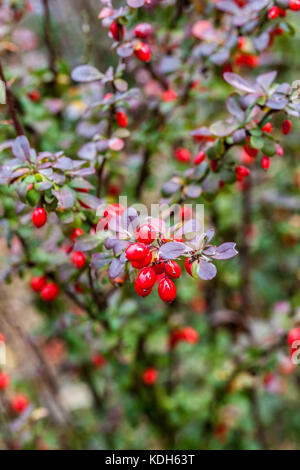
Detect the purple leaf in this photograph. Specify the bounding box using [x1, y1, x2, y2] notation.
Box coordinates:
[127, 0, 144, 7]
[77, 193, 102, 211]
[256, 71, 277, 92]
[197, 260, 217, 280]
[223, 73, 258, 94]
[12, 136, 31, 162]
[52, 187, 75, 209]
[71, 65, 103, 82]
[159, 241, 188, 260]
[91, 253, 112, 269]
[74, 235, 100, 252]
[204, 228, 215, 244]
[116, 43, 134, 58]
[211, 242, 238, 260]
[78, 143, 97, 161]
[109, 258, 123, 279]
[113, 240, 130, 256]
[226, 94, 245, 120]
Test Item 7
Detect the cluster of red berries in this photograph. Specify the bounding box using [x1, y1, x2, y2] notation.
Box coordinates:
[109, 19, 152, 62]
[169, 326, 199, 348]
[268, 6, 287, 20]
[175, 147, 206, 165]
[30, 276, 59, 302]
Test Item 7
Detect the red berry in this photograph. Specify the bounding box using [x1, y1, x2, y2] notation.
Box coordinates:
[125, 243, 150, 262]
[10, 394, 29, 414]
[40, 283, 59, 302]
[282, 119, 292, 135]
[0, 372, 10, 390]
[134, 42, 151, 62]
[136, 267, 156, 290]
[153, 260, 165, 274]
[175, 147, 191, 163]
[70, 228, 84, 242]
[210, 159, 218, 172]
[158, 278, 176, 303]
[235, 54, 259, 68]
[237, 36, 245, 50]
[180, 326, 199, 344]
[30, 276, 47, 292]
[287, 327, 300, 346]
[115, 111, 128, 127]
[110, 21, 125, 41]
[162, 89, 177, 102]
[194, 151, 206, 165]
[27, 90, 40, 102]
[134, 23, 152, 39]
[131, 251, 152, 269]
[279, 9, 287, 17]
[268, 6, 280, 19]
[134, 282, 152, 297]
[261, 155, 270, 170]
[142, 367, 158, 385]
[184, 258, 194, 277]
[32, 207, 47, 228]
[0, 333, 5, 343]
[262, 122, 272, 133]
[236, 165, 250, 182]
[136, 224, 156, 245]
[276, 144, 284, 156]
[71, 251, 86, 269]
[289, 0, 300, 11]
[91, 353, 106, 369]
[244, 145, 258, 158]
[166, 260, 181, 278]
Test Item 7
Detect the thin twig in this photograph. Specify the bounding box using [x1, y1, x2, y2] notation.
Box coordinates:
[42, 0, 57, 79]
[0, 60, 24, 136]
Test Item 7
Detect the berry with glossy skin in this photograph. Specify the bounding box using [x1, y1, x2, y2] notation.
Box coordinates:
[136, 267, 156, 290]
[131, 251, 152, 269]
[30, 276, 47, 292]
[166, 260, 181, 278]
[175, 147, 191, 163]
[32, 208, 47, 228]
[115, 111, 128, 127]
[70, 228, 84, 242]
[134, 282, 152, 297]
[134, 42, 151, 62]
[134, 23, 152, 38]
[125, 243, 150, 262]
[262, 122, 272, 133]
[287, 327, 300, 346]
[10, 394, 29, 414]
[261, 156, 270, 170]
[290, 0, 300, 11]
[142, 368, 158, 385]
[158, 278, 176, 303]
[153, 259, 165, 274]
[162, 89, 177, 102]
[235, 54, 259, 68]
[194, 151, 206, 165]
[136, 224, 156, 244]
[110, 21, 124, 41]
[71, 251, 86, 269]
[40, 283, 59, 302]
[185, 258, 194, 277]
[236, 165, 250, 182]
[0, 372, 10, 390]
[91, 353, 106, 369]
[282, 119, 292, 135]
[268, 6, 280, 19]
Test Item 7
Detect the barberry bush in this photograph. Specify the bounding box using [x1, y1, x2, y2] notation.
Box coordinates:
[1, 0, 300, 450]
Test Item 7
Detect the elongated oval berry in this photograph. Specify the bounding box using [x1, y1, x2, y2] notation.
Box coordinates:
[134, 23, 152, 39]
[287, 327, 300, 346]
[136, 224, 156, 244]
[71, 251, 86, 269]
[268, 6, 280, 19]
[262, 122, 272, 133]
[40, 283, 59, 302]
[194, 151, 206, 165]
[153, 259, 165, 274]
[158, 278, 176, 303]
[185, 258, 194, 277]
[162, 89, 177, 102]
[166, 260, 181, 278]
[134, 282, 152, 297]
[115, 111, 128, 127]
[236, 165, 250, 182]
[282, 119, 292, 135]
[244, 145, 258, 158]
[142, 367, 157, 385]
[30, 276, 47, 292]
[136, 267, 156, 290]
[125, 243, 149, 262]
[110, 21, 125, 41]
[175, 147, 191, 163]
[0, 372, 10, 390]
[134, 42, 151, 62]
[32, 207, 47, 228]
[131, 251, 152, 269]
[261, 156, 270, 170]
